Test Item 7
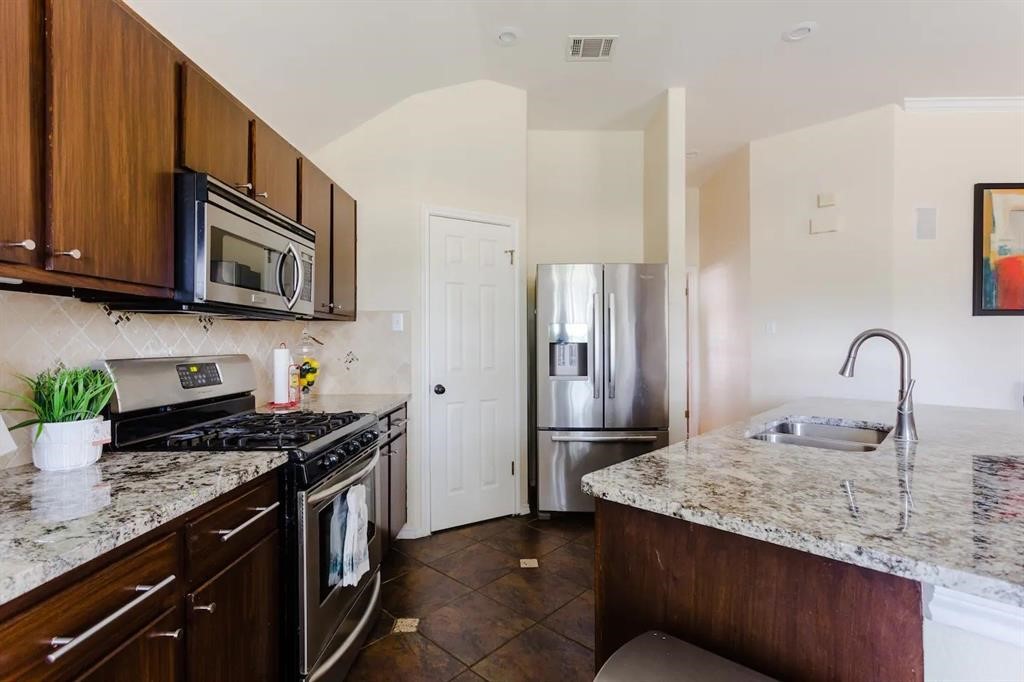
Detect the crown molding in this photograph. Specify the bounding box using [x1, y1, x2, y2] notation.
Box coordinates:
[903, 97, 1024, 113]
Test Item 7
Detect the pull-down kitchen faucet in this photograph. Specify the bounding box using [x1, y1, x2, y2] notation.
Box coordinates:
[839, 328, 918, 442]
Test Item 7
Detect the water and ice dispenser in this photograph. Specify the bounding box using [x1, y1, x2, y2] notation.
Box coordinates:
[547, 323, 589, 378]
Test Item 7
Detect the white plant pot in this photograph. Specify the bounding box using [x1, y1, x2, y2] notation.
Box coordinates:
[32, 418, 108, 472]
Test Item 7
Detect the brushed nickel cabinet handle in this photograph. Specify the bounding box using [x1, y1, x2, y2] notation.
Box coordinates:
[255, 191, 269, 198]
[149, 628, 183, 640]
[212, 501, 280, 542]
[234, 182, 253, 191]
[193, 602, 216, 613]
[2, 239, 35, 251]
[54, 249, 82, 260]
[47, 574, 176, 663]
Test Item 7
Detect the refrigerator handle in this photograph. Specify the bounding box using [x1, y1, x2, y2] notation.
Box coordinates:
[592, 292, 600, 399]
[551, 435, 658, 443]
[608, 292, 616, 399]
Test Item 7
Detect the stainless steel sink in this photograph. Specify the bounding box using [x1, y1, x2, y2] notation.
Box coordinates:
[748, 418, 892, 453]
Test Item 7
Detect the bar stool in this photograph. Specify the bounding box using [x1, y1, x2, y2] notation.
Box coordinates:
[594, 631, 777, 681]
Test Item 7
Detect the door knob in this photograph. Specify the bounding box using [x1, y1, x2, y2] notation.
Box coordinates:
[434, 384, 446, 395]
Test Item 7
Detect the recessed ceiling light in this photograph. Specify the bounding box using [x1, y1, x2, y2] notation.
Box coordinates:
[497, 27, 520, 46]
[782, 21, 817, 42]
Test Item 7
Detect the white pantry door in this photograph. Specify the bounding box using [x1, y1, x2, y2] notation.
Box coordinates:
[428, 213, 516, 531]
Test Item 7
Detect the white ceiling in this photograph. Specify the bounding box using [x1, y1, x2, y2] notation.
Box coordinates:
[128, 0, 1024, 183]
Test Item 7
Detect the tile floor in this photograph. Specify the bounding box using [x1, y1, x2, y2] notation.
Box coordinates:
[348, 514, 596, 681]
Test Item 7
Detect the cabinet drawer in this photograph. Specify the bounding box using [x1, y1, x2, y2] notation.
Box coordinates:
[77, 606, 183, 682]
[186, 476, 280, 584]
[0, 534, 179, 681]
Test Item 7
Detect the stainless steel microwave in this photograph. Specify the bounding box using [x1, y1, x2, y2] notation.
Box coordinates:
[175, 172, 314, 319]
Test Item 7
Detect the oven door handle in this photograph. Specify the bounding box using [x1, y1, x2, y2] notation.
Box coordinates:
[307, 451, 380, 506]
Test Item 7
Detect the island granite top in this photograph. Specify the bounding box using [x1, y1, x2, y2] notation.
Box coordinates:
[582, 398, 1024, 607]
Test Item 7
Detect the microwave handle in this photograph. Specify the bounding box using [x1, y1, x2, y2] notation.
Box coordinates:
[288, 246, 303, 310]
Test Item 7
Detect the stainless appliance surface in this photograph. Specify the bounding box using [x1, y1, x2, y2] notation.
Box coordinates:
[102, 354, 382, 681]
[537, 430, 670, 511]
[535, 263, 669, 512]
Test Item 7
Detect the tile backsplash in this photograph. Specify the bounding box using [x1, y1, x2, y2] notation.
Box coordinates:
[0, 290, 410, 468]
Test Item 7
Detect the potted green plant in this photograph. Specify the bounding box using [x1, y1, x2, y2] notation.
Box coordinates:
[3, 365, 116, 471]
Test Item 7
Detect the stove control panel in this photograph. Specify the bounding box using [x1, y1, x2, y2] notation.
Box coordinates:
[175, 362, 222, 390]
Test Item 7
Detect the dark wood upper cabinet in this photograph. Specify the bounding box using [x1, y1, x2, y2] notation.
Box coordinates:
[300, 159, 333, 316]
[0, 0, 42, 266]
[78, 608, 183, 682]
[252, 119, 299, 221]
[331, 184, 358, 320]
[181, 62, 251, 191]
[46, 0, 177, 289]
[187, 531, 280, 682]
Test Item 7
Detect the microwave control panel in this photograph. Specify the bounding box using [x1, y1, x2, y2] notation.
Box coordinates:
[176, 362, 222, 389]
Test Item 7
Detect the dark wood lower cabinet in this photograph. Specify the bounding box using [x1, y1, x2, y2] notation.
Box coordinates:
[595, 498, 923, 682]
[188, 530, 280, 682]
[78, 607, 183, 682]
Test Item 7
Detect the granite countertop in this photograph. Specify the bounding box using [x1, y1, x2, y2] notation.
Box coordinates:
[0, 448, 286, 608]
[0, 394, 410, 608]
[299, 393, 410, 417]
[582, 398, 1024, 607]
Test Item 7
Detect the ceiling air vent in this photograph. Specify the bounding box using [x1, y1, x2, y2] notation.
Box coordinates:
[566, 35, 616, 62]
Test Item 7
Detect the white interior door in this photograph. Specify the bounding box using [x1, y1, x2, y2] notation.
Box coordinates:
[428, 214, 516, 531]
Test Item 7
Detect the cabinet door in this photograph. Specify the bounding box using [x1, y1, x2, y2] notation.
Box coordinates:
[78, 608, 183, 682]
[181, 62, 251, 190]
[188, 531, 280, 682]
[331, 185, 358, 320]
[300, 159, 334, 317]
[0, 0, 42, 266]
[252, 119, 298, 220]
[389, 433, 407, 540]
[47, 0, 176, 288]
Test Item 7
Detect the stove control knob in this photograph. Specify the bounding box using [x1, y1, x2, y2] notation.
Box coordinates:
[345, 442, 360, 455]
[326, 453, 340, 465]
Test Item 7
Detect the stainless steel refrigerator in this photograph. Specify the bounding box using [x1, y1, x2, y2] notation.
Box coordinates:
[535, 263, 669, 512]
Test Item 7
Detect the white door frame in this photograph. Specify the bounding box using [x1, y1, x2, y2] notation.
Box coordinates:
[418, 205, 526, 535]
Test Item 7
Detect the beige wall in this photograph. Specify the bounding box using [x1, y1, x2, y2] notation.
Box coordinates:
[749, 106, 898, 412]
[313, 80, 529, 533]
[698, 146, 751, 432]
[643, 98, 669, 264]
[526, 130, 645, 282]
[893, 109, 1024, 409]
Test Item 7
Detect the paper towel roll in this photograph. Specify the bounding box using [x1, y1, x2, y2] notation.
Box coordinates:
[273, 346, 292, 404]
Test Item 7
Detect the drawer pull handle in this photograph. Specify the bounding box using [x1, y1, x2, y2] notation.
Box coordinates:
[234, 182, 253, 191]
[150, 628, 183, 640]
[193, 602, 216, 613]
[54, 248, 82, 260]
[2, 239, 35, 251]
[46, 574, 176, 664]
[213, 501, 280, 542]
[255, 191, 269, 198]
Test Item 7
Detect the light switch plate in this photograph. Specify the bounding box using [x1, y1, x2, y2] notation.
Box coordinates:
[391, 313, 404, 332]
[817, 192, 837, 208]
[915, 207, 937, 240]
[809, 211, 841, 234]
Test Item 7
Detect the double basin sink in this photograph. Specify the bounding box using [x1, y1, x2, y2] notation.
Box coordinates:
[749, 418, 892, 453]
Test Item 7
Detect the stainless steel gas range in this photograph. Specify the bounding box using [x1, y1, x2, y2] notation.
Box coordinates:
[103, 354, 382, 681]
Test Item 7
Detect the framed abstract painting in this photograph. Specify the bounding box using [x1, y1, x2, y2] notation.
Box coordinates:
[974, 183, 1024, 316]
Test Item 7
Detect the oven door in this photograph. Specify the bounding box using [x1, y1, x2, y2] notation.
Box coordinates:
[297, 449, 382, 675]
[199, 201, 314, 316]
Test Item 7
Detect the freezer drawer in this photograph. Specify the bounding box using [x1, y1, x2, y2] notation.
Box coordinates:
[537, 429, 669, 512]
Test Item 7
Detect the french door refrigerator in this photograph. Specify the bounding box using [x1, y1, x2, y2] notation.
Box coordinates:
[536, 263, 669, 512]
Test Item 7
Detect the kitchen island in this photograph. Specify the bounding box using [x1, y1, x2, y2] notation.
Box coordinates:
[582, 398, 1024, 681]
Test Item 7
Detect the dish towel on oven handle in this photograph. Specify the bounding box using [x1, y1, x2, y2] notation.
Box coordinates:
[327, 493, 348, 587]
[341, 484, 370, 587]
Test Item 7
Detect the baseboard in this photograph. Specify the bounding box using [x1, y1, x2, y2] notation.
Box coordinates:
[925, 584, 1024, 647]
[395, 524, 429, 540]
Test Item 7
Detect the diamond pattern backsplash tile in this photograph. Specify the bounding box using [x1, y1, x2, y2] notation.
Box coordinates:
[0, 290, 410, 469]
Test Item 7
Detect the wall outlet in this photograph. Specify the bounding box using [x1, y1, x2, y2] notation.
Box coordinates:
[391, 312, 404, 332]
